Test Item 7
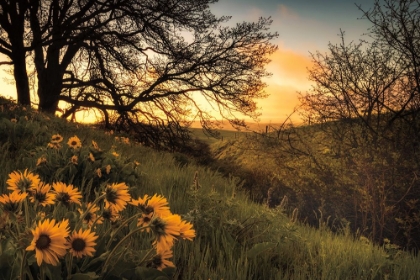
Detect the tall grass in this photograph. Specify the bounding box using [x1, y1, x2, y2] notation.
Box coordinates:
[0, 97, 419, 279]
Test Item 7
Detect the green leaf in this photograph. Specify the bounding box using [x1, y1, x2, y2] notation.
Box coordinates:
[246, 242, 278, 258]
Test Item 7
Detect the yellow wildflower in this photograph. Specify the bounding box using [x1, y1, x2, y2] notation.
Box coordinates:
[26, 219, 69, 266]
[112, 151, 119, 157]
[0, 191, 28, 212]
[103, 183, 131, 212]
[151, 249, 175, 271]
[67, 135, 82, 149]
[6, 169, 40, 194]
[51, 134, 63, 144]
[70, 155, 78, 165]
[68, 228, 98, 258]
[151, 214, 182, 252]
[52, 182, 82, 206]
[36, 157, 47, 166]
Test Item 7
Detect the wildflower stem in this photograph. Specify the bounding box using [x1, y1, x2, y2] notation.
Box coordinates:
[138, 247, 155, 267]
[19, 250, 27, 280]
[105, 212, 143, 250]
[80, 254, 91, 272]
[102, 225, 150, 274]
[23, 198, 30, 227]
[76, 193, 106, 230]
[66, 255, 73, 279]
[40, 263, 46, 280]
[33, 200, 39, 212]
[90, 215, 103, 229]
[52, 202, 60, 219]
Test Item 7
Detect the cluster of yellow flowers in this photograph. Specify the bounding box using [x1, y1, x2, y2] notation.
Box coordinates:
[46, 134, 63, 149]
[43, 134, 116, 177]
[1, 170, 92, 266]
[46, 134, 84, 150]
[0, 134, 195, 275]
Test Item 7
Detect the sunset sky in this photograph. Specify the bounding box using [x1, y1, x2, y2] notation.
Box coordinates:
[0, 0, 374, 124]
[210, 0, 375, 124]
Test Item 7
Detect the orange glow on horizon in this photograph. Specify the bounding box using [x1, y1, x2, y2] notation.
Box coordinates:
[0, 47, 315, 125]
[256, 46, 314, 123]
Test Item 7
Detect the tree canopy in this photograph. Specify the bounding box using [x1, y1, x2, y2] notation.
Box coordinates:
[0, 0, 278, 143]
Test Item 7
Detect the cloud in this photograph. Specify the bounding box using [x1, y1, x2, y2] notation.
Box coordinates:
[255, 46, 315, 122]
[277, 4, 300, 20]
[266, 46, 314, 88]
[256, 83, 302, 122]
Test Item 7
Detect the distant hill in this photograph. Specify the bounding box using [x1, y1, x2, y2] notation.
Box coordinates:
[188, 120, 291, 132]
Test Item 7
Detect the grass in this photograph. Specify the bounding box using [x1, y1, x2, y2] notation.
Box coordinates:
[189, 127, 243, 145]
[0, 97, 419, 279]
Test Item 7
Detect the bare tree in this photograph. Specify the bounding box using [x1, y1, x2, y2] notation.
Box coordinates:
[300, 32, 406, 135]
[301, 0, 420, 131]
[297, 0, 420, 248]
[361, 0, 420, 119]
[0, 0, 277, 132]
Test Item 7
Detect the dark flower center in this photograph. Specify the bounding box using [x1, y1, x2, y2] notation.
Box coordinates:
[84, 212, 93, 222]
[102, 209, 112, 220]
[151, 219, 166, 236]
[71, 141, 77, 146]
[17, 178, 32, 192]
[152, 255, 163, 267]
[144, 206, 154, 215]
[105, 189, 118, 204]
[36, 234, 51, 250]
[56, 192, 70, 205]
[4, 202, 19, 212]
[72, 238, 86, 252]
[35, 192, 46, 203]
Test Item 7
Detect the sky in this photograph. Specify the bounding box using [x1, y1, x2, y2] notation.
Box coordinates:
[0, 0, 375, 124]
[210, 0, 375, 124]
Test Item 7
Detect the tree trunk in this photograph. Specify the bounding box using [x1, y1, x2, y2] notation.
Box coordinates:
[37, 68, 62, 114]
[8, 5, 30, 107]
[12, 52, 30, 106]
[37, 43, 64, 114]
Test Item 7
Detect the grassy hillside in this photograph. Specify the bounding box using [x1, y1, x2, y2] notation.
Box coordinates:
[209, 117, 420, 252]
[0, 97, 419, 279]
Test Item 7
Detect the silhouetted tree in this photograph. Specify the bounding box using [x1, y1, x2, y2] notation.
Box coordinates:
[297, 0, 420, 249]
[301, 0, 420, 132]
[363, 0, 420, 120]
[0, 0, 277, 133]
